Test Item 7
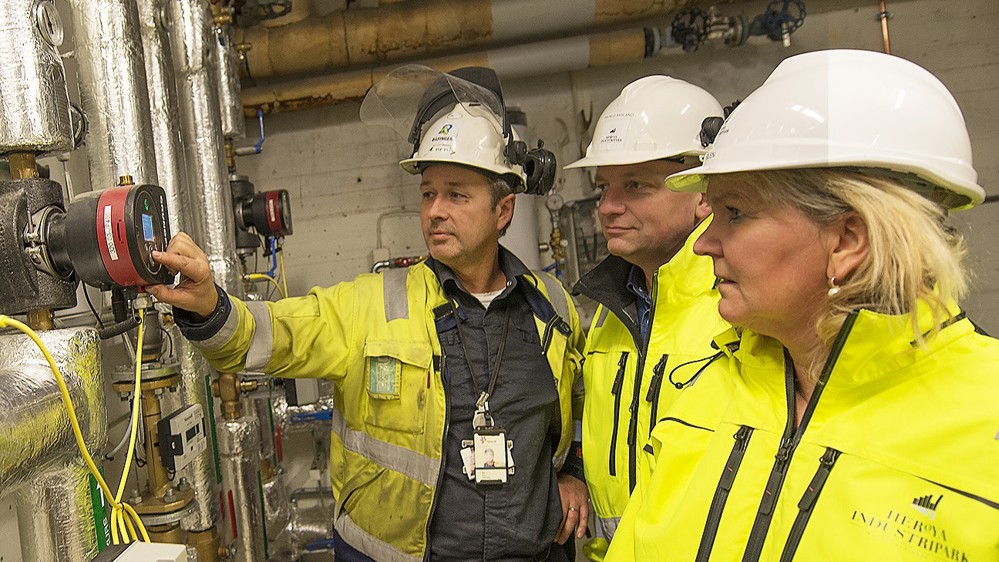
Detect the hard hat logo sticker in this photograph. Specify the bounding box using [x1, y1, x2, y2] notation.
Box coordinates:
[596, 118, 630, 151]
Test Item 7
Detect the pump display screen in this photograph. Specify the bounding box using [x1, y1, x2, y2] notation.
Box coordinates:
[141, 213, 155, 241]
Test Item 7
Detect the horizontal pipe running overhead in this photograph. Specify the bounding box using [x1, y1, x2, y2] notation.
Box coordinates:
[242, 26, 657, 115]
[236, 0, 690, 80]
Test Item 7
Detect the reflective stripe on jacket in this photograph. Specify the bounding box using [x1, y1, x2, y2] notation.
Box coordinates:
[194, 262, 584, 561]
[607, 301, 999, 561]
[574, 219, 728, 550]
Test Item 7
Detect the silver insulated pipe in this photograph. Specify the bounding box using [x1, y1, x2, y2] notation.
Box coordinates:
[0, 0, 72, 155]
[216, 17, 245, 142]
[169, 0, 243, 297]
[218, 417, 267, 562]
[137, 0, 190, 235]
[137, 0, 222, 534]
[0, 327, 105, 562]
[69, 0, 158, 189]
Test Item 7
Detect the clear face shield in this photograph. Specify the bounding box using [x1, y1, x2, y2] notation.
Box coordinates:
[360, 65, 509, 148]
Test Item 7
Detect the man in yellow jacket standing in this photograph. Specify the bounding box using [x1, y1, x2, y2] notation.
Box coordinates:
[563, 76, 730, 558]
[149, 66, 587, 562]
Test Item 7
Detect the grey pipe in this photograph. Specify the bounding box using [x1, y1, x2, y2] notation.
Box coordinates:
[0, 0, 72, 155]
[216, 19, 246, 141]
[16, 463, 99, 562]
[0, 328, 105, 562]
[169, 0, 243, 296]
[69, 0, 158, 189]
[137, 0, 191, 235]
[218, 417, 267, 562]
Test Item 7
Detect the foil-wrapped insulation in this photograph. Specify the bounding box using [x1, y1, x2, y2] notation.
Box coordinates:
[216, 22, 246, 141]
[137, 0, 191, 235]
[155, 324, 221, 532]
[0, 327, 104, 492]
[285, 500, 335, 559]
[69, 0, 159, 190]
[271, 385, 336, 435]
[0, 0, 73, 155]
[15, 463, 98, 562]
[0, 178, 77, 315]
[253, 395, 277, 464]
[218, 417, 267, 562]
[261, 470, 292, 557]
[169, 0, 243, 297]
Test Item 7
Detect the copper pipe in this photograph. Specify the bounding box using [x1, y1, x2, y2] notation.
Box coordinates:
[141, 390, 170, 494]
[7, 152, 38, 179]
[25, 309, 55, 331]
[879, 0, 891, 54]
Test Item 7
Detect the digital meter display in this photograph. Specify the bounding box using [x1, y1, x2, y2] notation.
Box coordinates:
[141, 213, 155, 241]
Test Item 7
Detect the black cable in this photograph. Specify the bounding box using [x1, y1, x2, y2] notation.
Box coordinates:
[82, 285, 105, 329]
[160, 326, 174, 359]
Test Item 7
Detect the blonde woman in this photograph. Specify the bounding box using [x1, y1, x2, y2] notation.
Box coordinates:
[606, 49, 999, 561]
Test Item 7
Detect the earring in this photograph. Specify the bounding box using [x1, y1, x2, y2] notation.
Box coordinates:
[827, 276, 841, 297]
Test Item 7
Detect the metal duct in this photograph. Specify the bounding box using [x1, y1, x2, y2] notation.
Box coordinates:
[0, 327, 104, 492]
[0, 0, 73, 155]
[69, 0, 158, 190]
[261, 471, 292, 555]
[242, 27, 653, 115]
[138, 0, 191, 235]
[218, 417, 267, 562]
[236, 0, 691, 80]
[15, 463, 98, 562]
[169, 0, 243, 296]
[217, 21, 246, 141]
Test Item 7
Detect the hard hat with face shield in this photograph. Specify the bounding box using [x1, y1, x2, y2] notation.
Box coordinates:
[361, 65, 557, 195]
[564, 75, 723, 170]
[668, 49, 985, 210]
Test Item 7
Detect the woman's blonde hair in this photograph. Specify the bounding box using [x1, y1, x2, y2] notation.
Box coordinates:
[722, 169, 969, 345]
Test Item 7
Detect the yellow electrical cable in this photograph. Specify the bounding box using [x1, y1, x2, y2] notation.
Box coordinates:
[0, 313, 149, 544]
[110, 307, 146, 544]
[245, 273, 287, 299]
[278, 250, 289, 298]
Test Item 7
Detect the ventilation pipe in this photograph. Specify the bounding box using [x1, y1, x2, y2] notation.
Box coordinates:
[242, 26, 655, 114]
[236, 0, 693, 80]
[0, 328, 105, 562]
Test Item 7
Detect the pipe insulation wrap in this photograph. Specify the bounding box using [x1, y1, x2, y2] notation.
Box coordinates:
[15, 463, 98, 562]
[217, 22, 246, 141]
[0, 327, 105, 493]
[169, 0, 243, 296]
[218, 417, 267, 562]
[69, 0, 159, 189]
[0, 0, 73, 154]
[137, 0, 191, 235]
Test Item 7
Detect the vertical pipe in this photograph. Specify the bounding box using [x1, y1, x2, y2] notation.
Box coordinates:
[169, 0, 243, 296]
[16, 463, 98, 562]
[69, 0, 158, 190]
[0, 0, 73, 155]
[137, 0, 191, 235]
[218, 418, 267, 562]
[139, 0, 223, 541]
[215, 13, 246, 142]
[878, 0, 891, 54]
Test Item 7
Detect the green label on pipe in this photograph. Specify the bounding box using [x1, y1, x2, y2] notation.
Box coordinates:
[89, 472, 110, 551]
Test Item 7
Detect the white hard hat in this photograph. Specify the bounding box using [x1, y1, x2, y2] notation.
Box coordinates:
[667, 49, 985, 210]
[563, 76, 723, 169]
[400, 101, 526, 190]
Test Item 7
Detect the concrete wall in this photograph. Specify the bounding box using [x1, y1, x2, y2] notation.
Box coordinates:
[236, 0, 999, 332]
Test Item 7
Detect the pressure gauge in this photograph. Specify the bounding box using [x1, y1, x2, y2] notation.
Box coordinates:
[34, 0, 64, 48]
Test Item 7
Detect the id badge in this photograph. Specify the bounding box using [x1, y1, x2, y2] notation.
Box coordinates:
[473, 428, 508, 485]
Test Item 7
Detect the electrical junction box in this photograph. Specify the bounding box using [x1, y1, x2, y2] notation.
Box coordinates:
[91, 541, 188, 561]
[157, 404, 207, 472]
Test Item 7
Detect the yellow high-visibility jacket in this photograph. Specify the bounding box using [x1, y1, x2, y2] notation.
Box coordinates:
[193, 262, 584, 562]
[573, 219, 728, 555]
[607, 302, 999, 561]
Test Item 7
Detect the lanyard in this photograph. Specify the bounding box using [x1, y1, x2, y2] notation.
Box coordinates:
[452, 301, 511, 421]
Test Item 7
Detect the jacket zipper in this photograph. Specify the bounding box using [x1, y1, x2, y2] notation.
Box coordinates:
[779, 448, 841, 562]
[608, 352, 629, 476]
[696, 425, 754, 562]
[423, 350, 449, 562]
[741, 311, 859, 562]
[645, 354, 669, 437]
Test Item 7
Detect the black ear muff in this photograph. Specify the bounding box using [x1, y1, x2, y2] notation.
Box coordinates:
[505, 139, 528, 166]
[699, 116, 725, 147]
[523, 141, 557, 196]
